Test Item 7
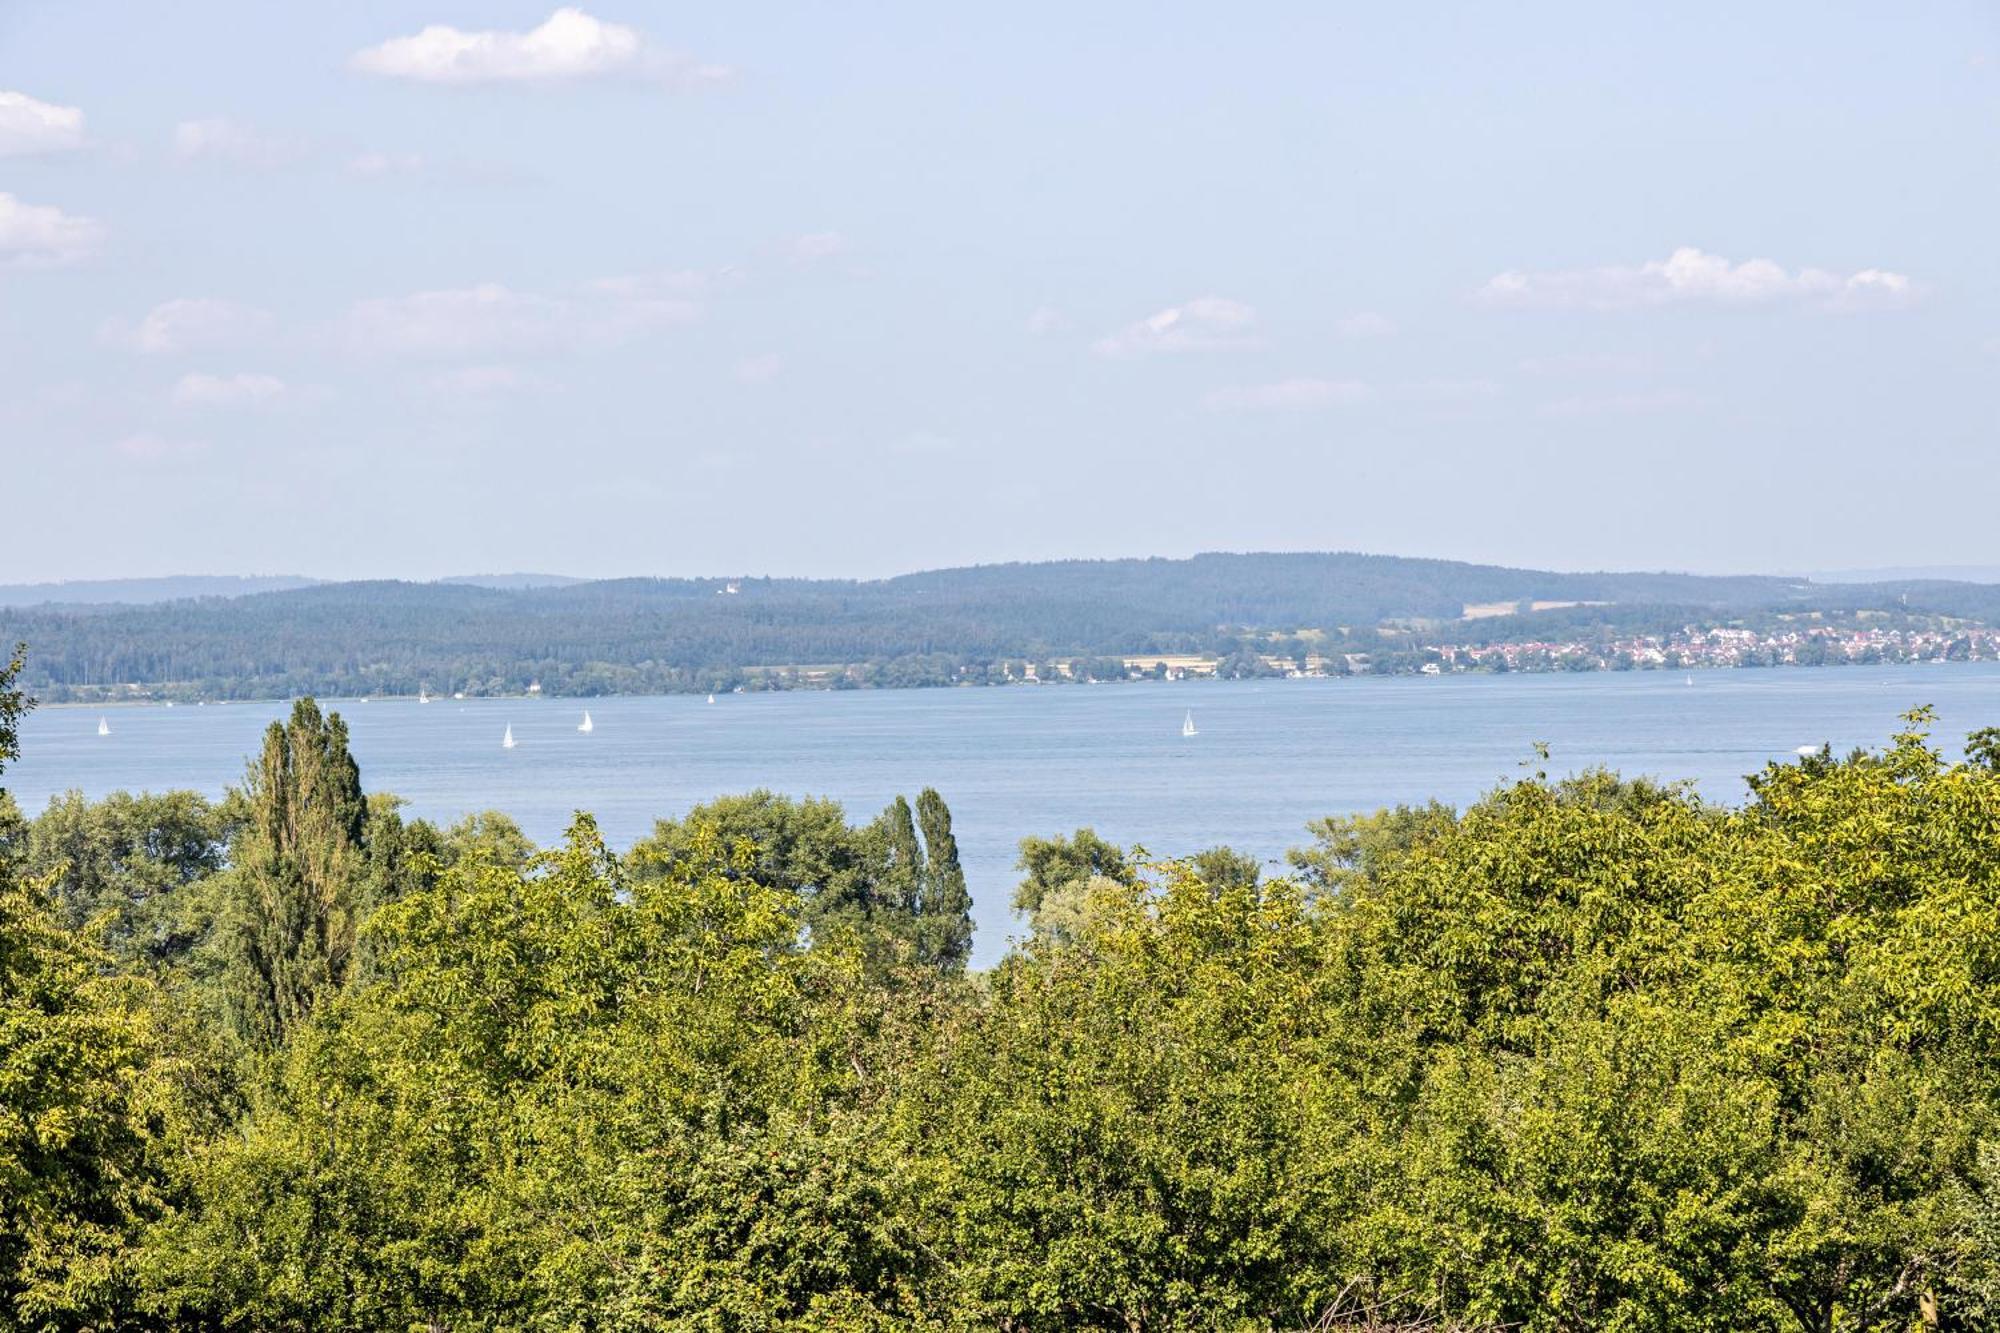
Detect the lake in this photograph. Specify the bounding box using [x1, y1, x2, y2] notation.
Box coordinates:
[11, 665, 2000, 964]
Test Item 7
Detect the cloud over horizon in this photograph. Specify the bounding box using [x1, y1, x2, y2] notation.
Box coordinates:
[1480, 247, 1914, 312]
[350, 8, 728, 87]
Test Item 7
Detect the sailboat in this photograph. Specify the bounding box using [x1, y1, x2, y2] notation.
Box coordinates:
[502, 724, 516, 750]
[707, 693, 716, 705]
[1684, 674, 1694, 686]
[418, 685, 431, 705]
[1181, 710, 1197, 738]
[97, 716, 110, 737]
[578, 710, 593, 734]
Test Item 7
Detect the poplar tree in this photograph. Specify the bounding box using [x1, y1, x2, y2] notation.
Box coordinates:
[914, 787, 972, 972]
[217, 698, 366, 1049]
[881, 795, 923, 915]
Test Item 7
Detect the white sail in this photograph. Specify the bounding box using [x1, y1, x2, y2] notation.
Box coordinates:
[419, 685, 430, 704]
[502, 724, 516, 750]
[1182, 710, 1197, 737]
[578, 710, 593, 733]
[707, 693, 716, 705]
[97, 716, 110, 736]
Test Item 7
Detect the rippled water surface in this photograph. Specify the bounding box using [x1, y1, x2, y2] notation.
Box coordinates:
[14, 665, 1999, 963]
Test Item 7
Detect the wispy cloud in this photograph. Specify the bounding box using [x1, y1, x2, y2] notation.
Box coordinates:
[1026, 306, 1066, 336]
[1203, 378, 1372, 412]
[346, 277, 700, 357]
[787, 231, 848, 265]
[0, 192, 104, 268]
[1480, 247, 1914, 312]
[112, 432, 208, 462]
[172, 117, 309, 169]
[1517, 351, 1655, 376]
[346, 150, 426, 180]
[172, 372, 289, 408]
[351, 7, 728, 87]
[102, 299, 275, 354]
[733, 353, 784, 384]
[1538, 390, 1703, 419]
[429, 365, 555, 396]
[0, 91, 85, 156]
[1094, 297, 1257, 358]
[1335, 311, 1396, 339]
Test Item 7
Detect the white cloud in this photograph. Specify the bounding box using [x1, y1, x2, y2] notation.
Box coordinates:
[346, 278, 699, 357]
[1480, 246, 1915, 312]
[172, 372, 288, 408]
[172, 117, 308, 169]
[1202, 378, 1372, 412]
[1335, 311, 1396, 339]
[0, 91, 85, 156]
[733, 353, 784, 384]
[1093, 297, 1257, 358]
[351, 7, 727, 86]
[0, 192, 104, 268]
[102, 299, 275, 354]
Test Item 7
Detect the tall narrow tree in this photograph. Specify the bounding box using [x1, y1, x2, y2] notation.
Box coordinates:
[880, 795, 923, 915]
[914, 787, 972, 972]
[218, 698, 367, 1048]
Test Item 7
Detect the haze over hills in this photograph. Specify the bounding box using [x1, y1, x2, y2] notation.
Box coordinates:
[0, 575, 324, 608]
[6, 551, 1999, 702]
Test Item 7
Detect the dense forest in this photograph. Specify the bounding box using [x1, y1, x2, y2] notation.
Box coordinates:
[8, 639, 2000, 1329]
[7, 552, 2000, 702]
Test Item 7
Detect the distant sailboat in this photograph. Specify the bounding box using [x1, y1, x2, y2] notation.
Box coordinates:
[1182, 710, 1198, 738]
[419, 685, 431, 705]
[1684, 674, 1694, 686]
[97, 716, 110, 737]
[707, 693, 716, 705]
[502, 724, 516, 750]
[578, 710, 593, 734]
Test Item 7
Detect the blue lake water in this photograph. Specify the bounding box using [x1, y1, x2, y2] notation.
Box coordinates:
[10, 665, 2000, 964]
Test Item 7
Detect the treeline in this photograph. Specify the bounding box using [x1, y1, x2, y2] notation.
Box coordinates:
[9, 644, 2000, 1326]
[9, 551, 1998, 701]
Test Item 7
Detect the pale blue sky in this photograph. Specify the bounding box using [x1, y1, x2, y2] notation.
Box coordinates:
[2, 3, 1995, 581]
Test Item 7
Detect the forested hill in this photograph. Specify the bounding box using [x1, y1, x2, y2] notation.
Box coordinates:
[7, 550, 2000, 700]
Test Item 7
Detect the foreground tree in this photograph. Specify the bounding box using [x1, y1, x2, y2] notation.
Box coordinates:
[212, 698, 367, 1050]
[0, 869, 163, 1328]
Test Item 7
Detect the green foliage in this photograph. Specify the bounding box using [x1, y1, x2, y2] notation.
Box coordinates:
[212, 698, 368, 1050]
[8, 702, 2000, 1328]
[26, 789, 234, 969]
[913, 788, 971, 973]
[0, 871, 163, 1328]
[0, 643, 28, 790]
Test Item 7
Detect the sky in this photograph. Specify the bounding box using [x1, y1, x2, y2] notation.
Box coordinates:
[2, 2, 1995, 583]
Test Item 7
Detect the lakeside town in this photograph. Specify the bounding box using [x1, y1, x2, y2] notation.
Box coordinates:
[1105, 621, 2000, 682]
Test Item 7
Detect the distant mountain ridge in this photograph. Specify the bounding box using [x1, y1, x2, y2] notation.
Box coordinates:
[5, 550, 1998, 701]
[0, 572, 585, 607]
